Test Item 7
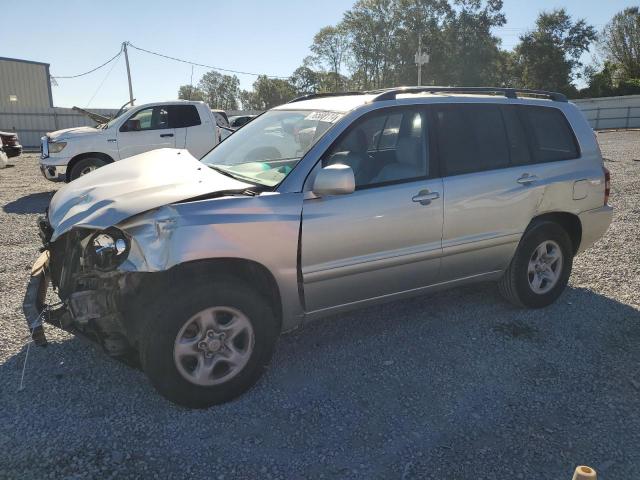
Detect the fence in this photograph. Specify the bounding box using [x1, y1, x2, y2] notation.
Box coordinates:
[0, 107, 118, 149]
[0, 107, 262, 149]
[573, 95, 640, 130]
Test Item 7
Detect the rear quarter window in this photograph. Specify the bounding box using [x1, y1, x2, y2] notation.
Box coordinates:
[520, 106, 579, 163]
[168, 105, 202, 128]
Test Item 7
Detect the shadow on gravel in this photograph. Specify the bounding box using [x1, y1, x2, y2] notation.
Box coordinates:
[2, 284, 640, 479]
[3, 191, 55, 215]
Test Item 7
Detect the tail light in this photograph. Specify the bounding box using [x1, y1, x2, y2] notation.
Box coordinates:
[603, 167, 611, 205]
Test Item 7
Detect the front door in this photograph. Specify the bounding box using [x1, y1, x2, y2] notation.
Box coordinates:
[117, 105, 176, 159]
[300, 107, 444, 313]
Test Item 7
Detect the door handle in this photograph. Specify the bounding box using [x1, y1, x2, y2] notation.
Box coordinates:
[160, 133, 174, 138]
[517, 173, 538, 185]
[412, 190, 440, 205]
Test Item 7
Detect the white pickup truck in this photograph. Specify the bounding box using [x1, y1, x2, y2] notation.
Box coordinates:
[40, 100, 223, 182]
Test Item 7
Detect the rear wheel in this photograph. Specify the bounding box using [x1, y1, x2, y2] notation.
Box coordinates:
[140, 278, 279, 408]
[499, 221, 573, 308]
[69, 157, 107, 181]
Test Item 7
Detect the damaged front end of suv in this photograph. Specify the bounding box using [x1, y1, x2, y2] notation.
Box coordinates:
[23, 147, 276, 359]
[25, 220, 148, 357]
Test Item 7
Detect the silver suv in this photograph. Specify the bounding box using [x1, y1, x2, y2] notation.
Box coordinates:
[24, 87, 613, 407]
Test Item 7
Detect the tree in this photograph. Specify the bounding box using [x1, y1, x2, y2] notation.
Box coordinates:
[342, 0, 398, 89]
[197, 71, 241, 110]
[439, 0, 506, 86]
[339, 0, 504, 89]
[600, 7, 640, 80]
[178, 84, 204, 101]
[310, 26, 350, 91]
[392, 0, 451, 86]
[513, 9, 596, 93]
[240, 76, 297, 110]
[290, 65, 321, 94]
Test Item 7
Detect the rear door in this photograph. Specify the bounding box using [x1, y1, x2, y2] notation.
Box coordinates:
[434, 103, 549, 281]
[117, 106, 176, 159]
[167, 104, 212, 158]
[300, 106, 444, 313]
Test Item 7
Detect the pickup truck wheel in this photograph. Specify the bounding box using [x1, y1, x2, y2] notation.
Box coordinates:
[69, 157, 107, 181]
[499, 221, 573, 308]
[140, 279, 278, 408]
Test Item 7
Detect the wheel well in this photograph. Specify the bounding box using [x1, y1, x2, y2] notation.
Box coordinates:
[65, 152, 114, 182]
[528, 212, 582, 254]
[168, 258, 283, 328]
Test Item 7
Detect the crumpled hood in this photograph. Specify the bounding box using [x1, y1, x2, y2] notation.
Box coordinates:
[48, 126, 101, 141]
[48, 148, 252, 241]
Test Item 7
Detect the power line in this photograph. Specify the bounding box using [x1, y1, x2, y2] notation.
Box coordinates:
[86, 52, 122, 108]
[126, 42, 289, 79]
[51, 48, 123, 79]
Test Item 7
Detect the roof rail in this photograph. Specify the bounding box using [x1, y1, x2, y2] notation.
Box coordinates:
[288, 91, 366, 103]
[370, 86, 567, 102]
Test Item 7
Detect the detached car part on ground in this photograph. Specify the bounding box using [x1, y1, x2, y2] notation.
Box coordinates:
[0, 131, 22, 158]
[24, 87, 613, 408]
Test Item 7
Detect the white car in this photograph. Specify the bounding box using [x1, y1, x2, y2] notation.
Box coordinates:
[40, 100, 222, 182]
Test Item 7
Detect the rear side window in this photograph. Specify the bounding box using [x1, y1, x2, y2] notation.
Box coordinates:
[168, 105, 201, 128]
[433, 104, 509, 176]
[502, 106, 531, 166]
[520, 106, 579, 162]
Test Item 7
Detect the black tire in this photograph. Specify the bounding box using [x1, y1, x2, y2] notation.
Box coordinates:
[499, 221, 574, 308]
[140, 278, 278, 408]
[69, 157, 107, 181]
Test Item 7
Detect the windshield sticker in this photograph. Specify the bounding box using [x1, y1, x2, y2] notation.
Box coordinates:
[304, 111, 342, 123]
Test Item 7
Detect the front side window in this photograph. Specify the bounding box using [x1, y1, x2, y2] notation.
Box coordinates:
[323, 108, 428, 188]
[201, 109, 343, 187]
[123, 106, 170, 131]
[433, 104, 509, 176]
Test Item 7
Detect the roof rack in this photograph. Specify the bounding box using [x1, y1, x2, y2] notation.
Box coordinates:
[370, 86, 567, 102]
[288, 91, 366, 103]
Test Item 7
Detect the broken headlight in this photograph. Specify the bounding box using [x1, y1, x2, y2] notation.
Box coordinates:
[86, 228, 129, 271]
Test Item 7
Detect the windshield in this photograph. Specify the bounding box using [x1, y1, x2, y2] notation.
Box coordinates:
[100, 107, 130, 129]
[201, 109, 343, 187]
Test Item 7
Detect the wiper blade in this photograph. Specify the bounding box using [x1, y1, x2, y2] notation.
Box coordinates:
[208, 165, 244, 180]
[208, 165, 268, 186]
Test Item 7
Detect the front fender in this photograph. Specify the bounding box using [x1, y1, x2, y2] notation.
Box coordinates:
[117, 192, 305, 328]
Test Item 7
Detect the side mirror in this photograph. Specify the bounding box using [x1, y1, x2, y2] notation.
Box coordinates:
[312, 164, 355, 196]
[123, 119, 141, 132]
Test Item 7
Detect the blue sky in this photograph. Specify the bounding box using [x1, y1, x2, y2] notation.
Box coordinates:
[1, 0, 636, 108]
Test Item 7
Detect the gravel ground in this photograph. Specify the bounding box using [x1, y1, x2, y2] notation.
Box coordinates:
[1, 134, 639, 479]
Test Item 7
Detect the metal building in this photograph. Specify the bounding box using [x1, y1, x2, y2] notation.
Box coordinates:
[0, 56, 118, 149]
[0, 56, 53, 109]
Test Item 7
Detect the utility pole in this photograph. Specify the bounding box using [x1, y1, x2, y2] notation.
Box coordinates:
[123, 42, 134, 106]
[415, 35, 430, 86]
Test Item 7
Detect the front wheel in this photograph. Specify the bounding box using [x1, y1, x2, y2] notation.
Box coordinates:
[499, 221, 574, 308]
[69, 157, 107, 181]
[140, 279, 279, 408]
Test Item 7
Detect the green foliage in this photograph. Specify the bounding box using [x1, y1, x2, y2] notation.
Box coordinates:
[240, 76, 297, 110]
[198, 71, 240, 110]
[601, 7, 640, 79]
[512, 9, 596, 93]
[178, 1, 638, 111]
[310, 26, 350, 90]
[178, 85, 204, 102]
